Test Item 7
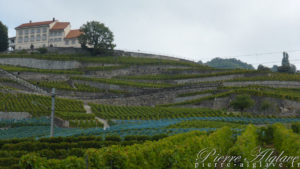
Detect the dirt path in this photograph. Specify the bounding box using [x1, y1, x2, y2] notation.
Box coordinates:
[83, 103, 110, 130]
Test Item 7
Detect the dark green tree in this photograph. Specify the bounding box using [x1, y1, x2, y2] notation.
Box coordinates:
[78, 21, 115, 55]
[0, 21, 8, 52]
[257, 64, 271, 71]
[230, 94, 254, 112]
[205, 57, 254, 70]
[277, 52, 297, 73]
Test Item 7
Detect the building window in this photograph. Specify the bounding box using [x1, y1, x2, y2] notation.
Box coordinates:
[49, 39, 53, 42]
[30, 35, 34, 42]
[42, 34, 47, 41]
[25, 29, 29, 34]
[18, 30, 23, 36]
[36, 28, 40, 34]
[31, 29, 35, 34]
[24, 36, 28, 42]
[72, 39, 76, 44]
[18, 37, 23, 43]
[43, 44, 46, 47]
[65, 40, 69, 45]
[42, 27, 47, 33]
[57, 38, 62, 42]
[36, 35, 41, 41]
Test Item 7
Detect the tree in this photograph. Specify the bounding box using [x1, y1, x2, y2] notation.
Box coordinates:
[0, 21, 8, 52]
[257, 64, 271, 71]
[277, 52, 297, 73]
[230, 94, 254, 111]
[78, 21, 115, 55]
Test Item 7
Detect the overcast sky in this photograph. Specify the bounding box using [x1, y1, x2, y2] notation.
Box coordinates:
[1, 0, 300, 68]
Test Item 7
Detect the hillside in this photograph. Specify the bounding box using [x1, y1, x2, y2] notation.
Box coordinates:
[205, 57, 255, 69]
[0, 52, 299, 168]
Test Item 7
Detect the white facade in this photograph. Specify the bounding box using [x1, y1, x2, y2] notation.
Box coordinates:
[15, 19, 82, 50]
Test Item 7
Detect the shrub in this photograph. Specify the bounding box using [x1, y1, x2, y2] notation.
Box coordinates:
[260, 100, 273, 111]
[37, 48, 48, 54]
[291, 122, 300, 134]
[230, 94, 254, 111]
[105, 135, 121, 142]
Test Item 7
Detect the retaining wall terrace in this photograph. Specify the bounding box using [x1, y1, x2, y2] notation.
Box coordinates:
[187, 95, 300, 117]
[0, 112, 31, 119]
[175, 74, 245, 84]
[223, 81, 300, 88]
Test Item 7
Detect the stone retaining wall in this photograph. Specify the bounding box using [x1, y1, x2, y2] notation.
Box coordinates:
[223, 81, 300, 88]
[0, 112, 31, 119]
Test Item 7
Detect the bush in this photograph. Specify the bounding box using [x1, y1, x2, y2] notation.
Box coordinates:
[260, 100, 272, 111]
[37, 48, 48, 54]
[105, 135, 121, 142]
[291, 122, 300, 134]
[230, 94, 254, 111]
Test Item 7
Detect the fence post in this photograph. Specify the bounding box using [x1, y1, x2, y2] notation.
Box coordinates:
[86, 154, 89, 169]
[50, 88, 56, 137]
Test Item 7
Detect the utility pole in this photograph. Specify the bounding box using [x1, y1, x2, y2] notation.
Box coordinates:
[50, 88, 56, 137]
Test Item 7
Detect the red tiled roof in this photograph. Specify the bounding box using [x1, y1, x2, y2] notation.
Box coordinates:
[51, 22, 70, 30]
[16, 20, 54, 29]
[65, 29, 82, 39]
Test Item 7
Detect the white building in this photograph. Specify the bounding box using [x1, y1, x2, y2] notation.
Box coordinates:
[15, 18, 82, 50]
[8, 37, 16, 50]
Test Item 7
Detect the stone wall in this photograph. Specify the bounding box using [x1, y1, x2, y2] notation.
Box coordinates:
[0, 58, 81, 69]
[87, 86, 217, 106]
[188, 95, 300, 117]
[175, 74, 245, 84]
[223, 81, 300, 88]
[114, 50, 190, 62]
[0, 112, 31, 119]
[54, 117, 69, 128]
[46, 47, 89, 55]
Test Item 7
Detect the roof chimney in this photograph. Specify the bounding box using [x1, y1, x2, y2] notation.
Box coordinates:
[53, 17, 55, 21]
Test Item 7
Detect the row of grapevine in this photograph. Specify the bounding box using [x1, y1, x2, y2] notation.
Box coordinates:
[18, 127, 234, 169]
[31, 81, 103, 93]
[272, 123, 300, 167]
[228, 125, 260, 168]
[90, 104, 225, 119]
[69, 119, 103, 128]
[0, 64, 83, 74]
[229, 73, 300, 82]
[0, 92, 85, 116]
[166, 120, 245, 129]
[71, 76, 175, 88]
[55, 112, 95, 120]
[0, 134, 167, 169]
[0, 54, 204, 67]
[120, 69, 258, 80]
[169, 85, 300, 106]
